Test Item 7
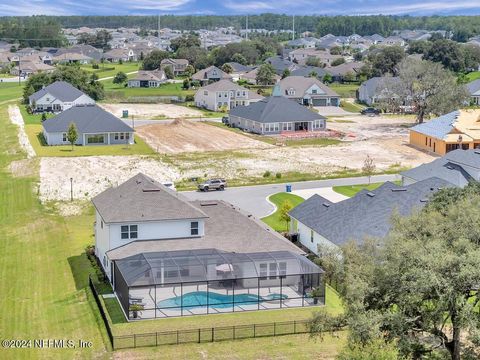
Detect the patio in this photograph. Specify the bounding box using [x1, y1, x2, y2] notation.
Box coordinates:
[112, 249, 325, 320]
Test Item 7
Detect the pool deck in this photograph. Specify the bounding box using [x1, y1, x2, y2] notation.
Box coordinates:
[128, 285, 319, 319]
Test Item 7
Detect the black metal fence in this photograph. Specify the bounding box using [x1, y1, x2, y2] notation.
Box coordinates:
[113, 319, 311, 350]
[89, 275, 114, 348]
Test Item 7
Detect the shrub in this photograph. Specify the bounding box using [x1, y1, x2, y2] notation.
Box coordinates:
[263, 170, 271, 178]
[185, 94, 194, 102]
[92, 63, 99, 69]
[275, 172, 282, 179]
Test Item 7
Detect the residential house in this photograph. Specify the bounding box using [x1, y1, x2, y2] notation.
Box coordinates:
[192, 65, 232, 85]
[277, 76, 340, 106]
[42, 104, 134, 146]
[409, 109, 480, 155]
[290, 66, 328, 79]
[54, 44, 103, 62]
[224, 62, 254, 81]
[28, 81, 95, 113]
[127, 70, 167, 88]
[287, 37, 318, 49]
[240, 67, 281, 85]
[229, 87, 327, 134]
[380, 36, 405, 47]
[10, 61, 55, 77]
[265, 56, 299, 75]
[326, 61, 365, 82]
[103, 48, 137, 62]
[287, 49, 342, 67]
[93, 173, 325, 319]
[194, 79, 262, 111]
[467, 79, 480, 105]
[401, 149, 480, 187]
[289, 177, 451, 254]
[160, 58, 189, 76]
[357, 77, 400, 105]
[53, 52, 93, 64]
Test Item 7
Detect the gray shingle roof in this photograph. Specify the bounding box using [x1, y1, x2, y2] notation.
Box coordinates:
[92, 173, 208, 224]
[290, 66, 328, 78]
[401, 149, 480, 187]
[289, 177, 452, 247]
[107, 197, 304, 260]
[359, 76, 400, 101]
[410, 111, 460, 139]
[42, 105, 133, 134]
[467, 79, 480, 96]
[278, 76, 340, 97]
[29, 81, 90, 103]
[229, 95, 326, 124]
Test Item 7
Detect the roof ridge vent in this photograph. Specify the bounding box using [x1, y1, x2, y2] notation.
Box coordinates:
[366, 192, 375, 197]
[322, 202, 330, 207]
[391, 188, 407, 192]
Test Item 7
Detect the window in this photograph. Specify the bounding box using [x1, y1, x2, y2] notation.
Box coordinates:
[121, 225, 138, 239]
[310, 229, 314, 243]
[101, 220, 103, 229]
[103, 256, 107, 267]
[191, 221, 199, 236]
[269, 263, 277, 279]
[242, 91, 246, 96]
[218, 93, 222, 98]
[259, 263, 268, 280]
[279, 262, 287, 279]
[114, 133, 119, 140]
[204, 91, 208, 95]
[120, 133, 125, 140]
[62, 133, 67, 142]
[86, 134, 105, 144]
[425, 137, 427, 146]
[312, 89, 317, 94]
[126, 133, 130, 140]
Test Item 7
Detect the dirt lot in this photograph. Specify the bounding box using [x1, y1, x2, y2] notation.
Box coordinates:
[99, 103, 203, 119]
[136, 120, 271, 153]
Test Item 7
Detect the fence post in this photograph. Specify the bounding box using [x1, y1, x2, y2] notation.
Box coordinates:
[233, 325, 235, 340]
[156, 332, 158, 347]
[253, 324, 256, 338]
[294, 320, 296, 334]
[198, 328, 201, 343]
[211, 327, 214, 342]
[177, 330, 179, 344]
[134, 334, 136, 348]
[274, 322, 276, 336]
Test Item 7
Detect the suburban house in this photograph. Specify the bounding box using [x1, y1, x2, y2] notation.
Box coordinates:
[290, 66, 328, 79]
[92, 173, 325, 319]
[326, 61, 365, 82]
[289, 177, 451, 254]
[160, 58, 189, 75]
[103, 48, 137, 62]
[265, 56, 299, 75]
[287, 49, 342, 66]
[53, 52, 93, 64]
[357, 76, 400, 105]
[28, 81, 95, 113]
[277, 76, 340, 106]
[228, 86, 327, 135]
[409, 109, 480, 155]
[240, 67, 281, 85]
[42, 105, 134, 146]
[127, 70, 167, 88]
[10, 61, 55, 77]
[401, 149, 480, 187]
[224, 62, 254, 81]
[194, 79, 262, 111]
[467, 79, 480, 105]
[192, 65, 232, 85]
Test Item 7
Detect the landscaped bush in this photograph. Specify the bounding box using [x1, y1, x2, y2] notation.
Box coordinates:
[263, 170, 271, 178]
[276, 172, 282, 179]
[185, 94, 194, 102]
[85, 245, 106, 282]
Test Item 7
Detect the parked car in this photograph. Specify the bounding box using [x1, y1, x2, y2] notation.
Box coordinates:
[198, 179, 227, 191]
[361, 107, 380, 116]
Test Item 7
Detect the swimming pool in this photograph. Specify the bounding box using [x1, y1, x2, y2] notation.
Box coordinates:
[157, 291, 288, 309]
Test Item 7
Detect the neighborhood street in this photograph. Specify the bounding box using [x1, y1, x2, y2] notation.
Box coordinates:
[182, 174, 401, 218]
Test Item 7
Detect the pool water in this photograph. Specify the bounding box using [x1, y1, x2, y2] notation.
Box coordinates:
[157, 291, 288, 309]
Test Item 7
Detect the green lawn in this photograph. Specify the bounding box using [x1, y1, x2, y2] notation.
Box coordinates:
[340, 100, 365, 113]
[103, 82, 195, 100]
[25, 124, 155, 157]
[81, 62, 141, 79]
[333, 181, 401, 197]
[262, 192, 305, 232]
[466, 71, 480, 82]
[329, 83, 359, 98]
[19, 104, 55, 125]
[0, 105, 108, 359]
[0, 82, 24, 103]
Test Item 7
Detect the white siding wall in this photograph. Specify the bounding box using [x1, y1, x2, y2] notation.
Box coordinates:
[108, 219, 206, 254]
[95, 210, 112, 278]
[295, 220, 338, 255]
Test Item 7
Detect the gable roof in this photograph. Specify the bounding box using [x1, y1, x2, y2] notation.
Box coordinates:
[225, 62, 253, 73]
[192, 65, 232, 81]
[42, 105, 133, 134]
[359, 76, 400, 100]
[290, 66, 328, 78]
[410, 110, 460, 139]
[130, 69, 166, 82]
[401, 149, 480, 187]
[29, 81, 90, 103]
[107, 198, 304, 260]
[198, 79, 246, 92]
[289, 177, 451, 246]
[230, 94, 326, 123]
[278, 76, 340, 97]
[92, 173, 208, 224]
[467, 79, 480, 96]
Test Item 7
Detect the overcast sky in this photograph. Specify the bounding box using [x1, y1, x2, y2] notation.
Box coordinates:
[0, 0, 479, 16]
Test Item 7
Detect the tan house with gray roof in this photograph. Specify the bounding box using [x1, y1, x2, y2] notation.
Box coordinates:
[128, 70, 167, 88]
[278, 76, 340, 106]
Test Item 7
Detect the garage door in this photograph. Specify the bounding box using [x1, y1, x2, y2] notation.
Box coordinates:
[330, 98, 339, 106]
[312, 98, 327, 106]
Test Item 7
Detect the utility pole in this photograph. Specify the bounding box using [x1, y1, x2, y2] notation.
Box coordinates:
[158, 14, 161, 49]
[292, 15, 295, 41]
[246, 14, 249, 40]
[18, 57, 21, 85]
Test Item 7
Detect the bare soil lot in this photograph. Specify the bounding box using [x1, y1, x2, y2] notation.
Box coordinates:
[99, 103, 203, 119]
[136, 120, 271, 153]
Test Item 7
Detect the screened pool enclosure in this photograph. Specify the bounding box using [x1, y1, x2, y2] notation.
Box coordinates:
[113, 248, 325, 320]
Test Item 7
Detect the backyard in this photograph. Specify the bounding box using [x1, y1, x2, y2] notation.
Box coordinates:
[80, 61, 141, 79]
[262, 192, 305, 232]
[333, 181, 402, 197]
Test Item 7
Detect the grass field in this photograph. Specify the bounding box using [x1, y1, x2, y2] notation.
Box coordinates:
[262, 192, 305, 232]
[340, 100, 365, 113]
[81, 62, 140, 79]
[0, 82, 23, 103]
[466, 71, 480, 82]
[19, 104, 55, 125]
[329, 83, 359, 98]
[25, 124, 155, 157]
[0, 104, 108, 359]
[333, 181, 401, 197]
[103, 82, 195, 100]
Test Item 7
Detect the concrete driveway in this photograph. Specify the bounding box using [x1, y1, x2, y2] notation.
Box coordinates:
[314, 106, 354, 116]
[182, 174, 400, 218]
[292, 187, 348, 202]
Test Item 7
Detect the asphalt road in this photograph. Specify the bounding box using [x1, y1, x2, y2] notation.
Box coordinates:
[182, 174, 401, 218]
